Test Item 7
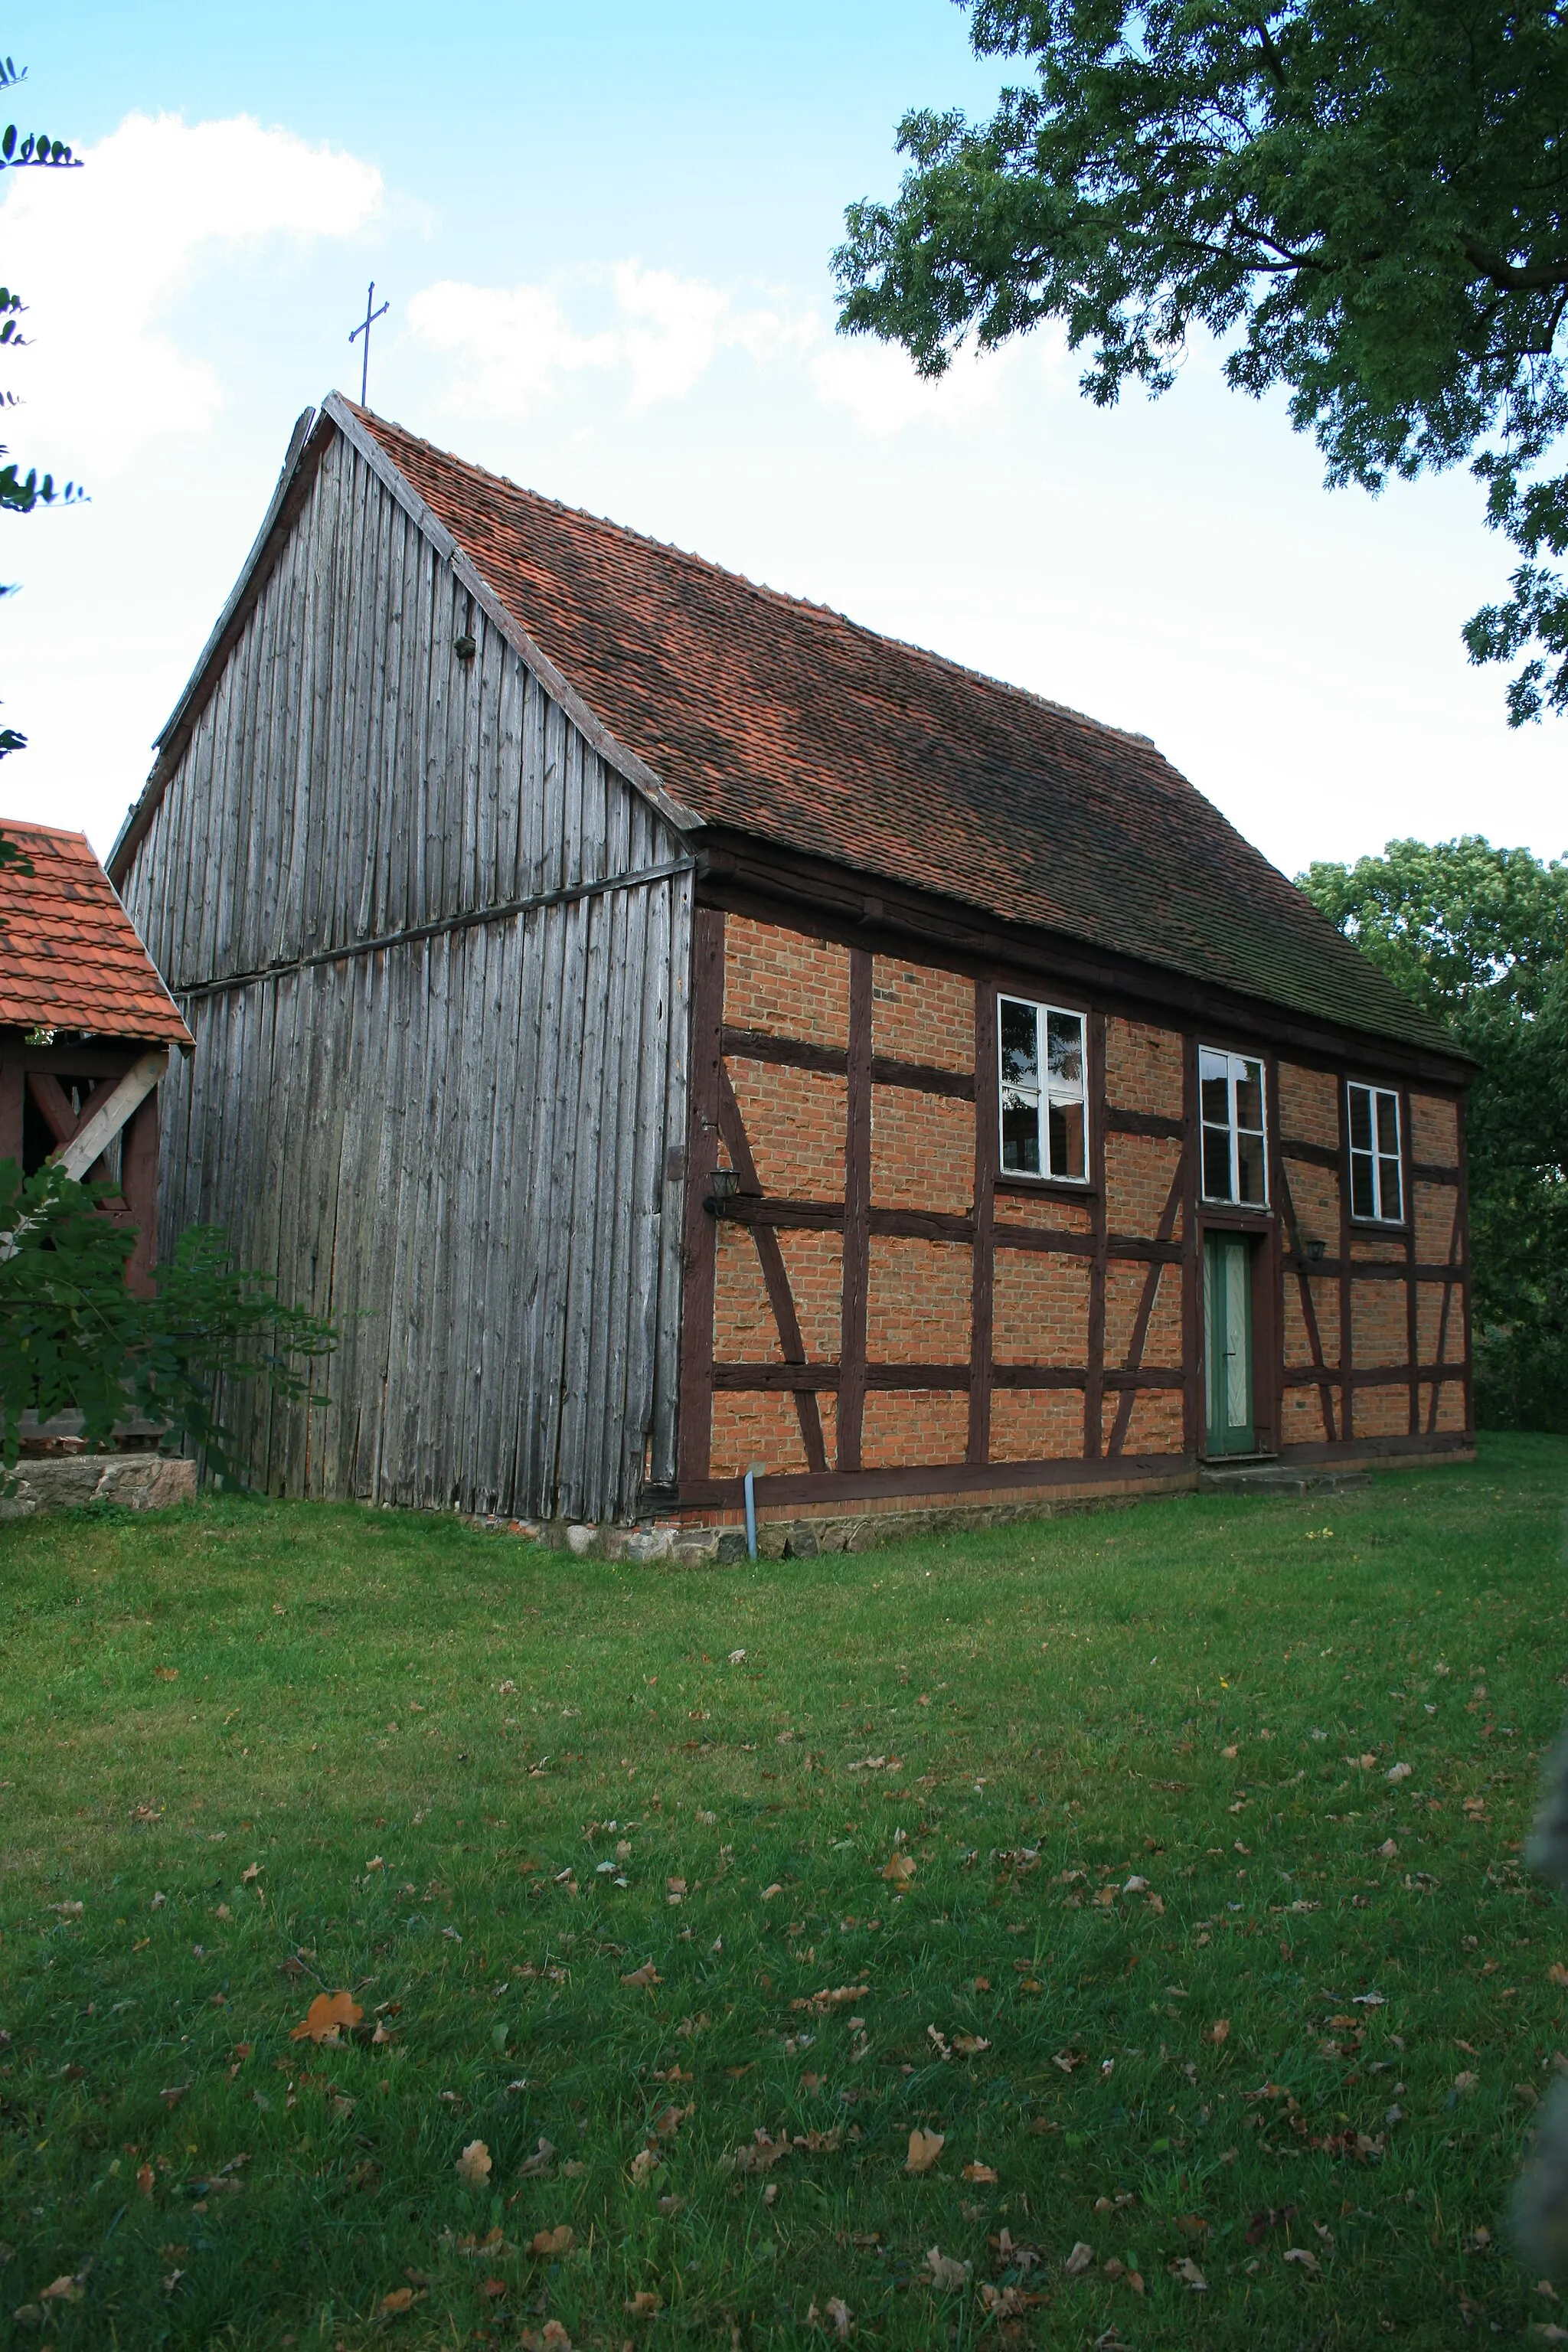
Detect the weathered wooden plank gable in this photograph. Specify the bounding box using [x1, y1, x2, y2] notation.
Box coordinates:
[119, 420, 692, 1520]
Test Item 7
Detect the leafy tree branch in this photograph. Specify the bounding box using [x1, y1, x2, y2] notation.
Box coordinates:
[835, 0, 1568, 720]
[1, 1160, 336, 1486]
[1299, 837, 1568, 1430]
[0, 49, 82, 754]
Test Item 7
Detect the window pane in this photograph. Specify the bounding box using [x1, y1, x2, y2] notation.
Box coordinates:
[1200, 1071, 1230, 1127]
[1375, 1091, 1400, 1156]
[1235, 1060, 1264, 1134]
[1348, 1086, 1372, 1152]
[1202, 1125, 1233, 1200]
[999, 1000, 1037, 1089]
[1379, 1154, 1403, 1223]
[1001, 1102, 1040, 1174]
[1046, 1009, 1083, 1086]
[1048, 1096, 1086, 1181]
[1351, 1150, 1375, 1220]
[1237, 1131, 1266, 1206]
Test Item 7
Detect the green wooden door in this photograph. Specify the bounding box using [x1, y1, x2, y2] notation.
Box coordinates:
[1204, 1233, 1255, 1457]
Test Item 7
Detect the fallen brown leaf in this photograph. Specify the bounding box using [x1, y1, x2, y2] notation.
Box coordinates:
[1063, 2241, 1093, 2275]
[620, 1962, 662, 1988]
[880, 1853, 916, 1886]
[455, 2227, 511, 2258]
[455, 2140, 493, 2189]
[290, 1991, 363, 2045]
[626, 2289, 662, 2316]
[906, 2126, 945, 2174]
[790, 1983, 869, 2015]
[531, 2226, 574, 2257]
[375, 2285, 422, 2318]
[732, 2129, 790, 2174]
[962, 2161, 998, 2184]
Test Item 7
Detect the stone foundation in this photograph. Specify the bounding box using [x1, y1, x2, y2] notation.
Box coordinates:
[486, 1442, 1475, 1564]
[1, 1452, 198, 1521]
[494, 1474, 1193, 1565]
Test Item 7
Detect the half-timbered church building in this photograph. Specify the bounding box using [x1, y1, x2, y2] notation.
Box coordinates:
[111, 394, 1475, 1537]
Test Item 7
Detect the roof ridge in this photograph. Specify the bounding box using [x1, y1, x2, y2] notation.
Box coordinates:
[0, 817, 90, 844]
[354, 403, 1160, 760]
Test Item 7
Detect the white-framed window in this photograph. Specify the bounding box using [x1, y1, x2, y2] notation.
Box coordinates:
[1348, 1083, 1403, 1223]
[1200, 1046, 1268, 1206]
[998, 995, 1088, 1181]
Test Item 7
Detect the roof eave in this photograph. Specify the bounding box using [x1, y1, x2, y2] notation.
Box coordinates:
[691, 824, 1476, 1086]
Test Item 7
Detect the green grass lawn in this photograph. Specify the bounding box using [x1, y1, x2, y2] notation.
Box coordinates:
[2, 1438, 1568, 2350]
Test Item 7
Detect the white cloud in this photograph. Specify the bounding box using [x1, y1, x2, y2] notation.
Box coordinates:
[808, 333, 1011, 436]
[0, 112, 381, 474]
[407, 257, 1025, 437]
[404, 279, 621, 417]
[612, 263, 815, 408]
[407, 260, 819, 421]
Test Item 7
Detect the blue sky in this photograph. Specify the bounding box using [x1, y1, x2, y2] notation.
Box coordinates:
[2, 0, 1562, 873]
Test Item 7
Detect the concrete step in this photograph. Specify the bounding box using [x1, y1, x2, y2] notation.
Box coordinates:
[1198, 1461, 1371, 1497]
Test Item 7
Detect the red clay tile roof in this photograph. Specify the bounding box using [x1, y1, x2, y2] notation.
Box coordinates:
[361, 410, 1447, 1058]
[0, 819, 192, 1045]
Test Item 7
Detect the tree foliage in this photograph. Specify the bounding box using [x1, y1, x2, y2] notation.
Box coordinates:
[835, 0, 1568, 721]
[0, 50, 80, 757]
[1298, 838, 1568, 1430]
[0, 1159, 335, 1483]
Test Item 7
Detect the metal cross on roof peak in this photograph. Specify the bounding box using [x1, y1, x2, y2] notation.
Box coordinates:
[349, 279, 390, 409]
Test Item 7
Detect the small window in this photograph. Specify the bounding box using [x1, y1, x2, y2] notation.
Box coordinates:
[1200, 1046, 1268, 1206]
[999, 995, 1088, 1181]
[1348, 1083, 1403, 1223]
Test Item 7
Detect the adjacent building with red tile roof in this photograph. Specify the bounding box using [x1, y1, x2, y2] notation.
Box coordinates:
[1, 819, 190, 1292]
[108, 394, 1475, 1522]
[0, 820, 191, 1044]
